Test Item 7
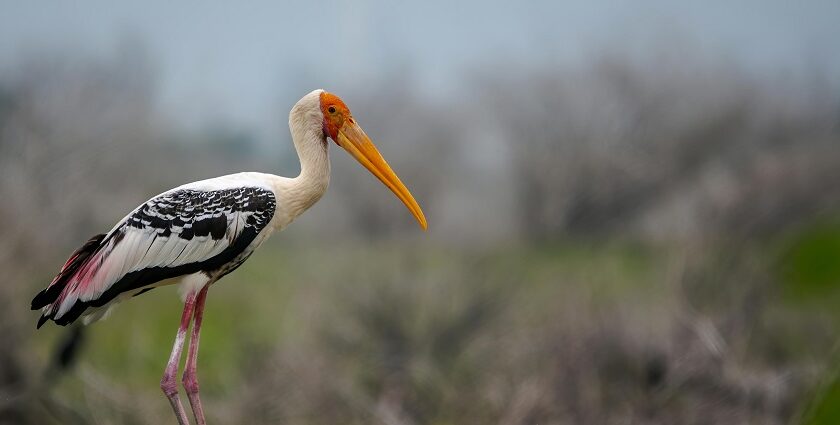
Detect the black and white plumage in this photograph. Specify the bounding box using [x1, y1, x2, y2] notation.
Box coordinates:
[30, 89, 426, 425]
[32, 184, 277, 327]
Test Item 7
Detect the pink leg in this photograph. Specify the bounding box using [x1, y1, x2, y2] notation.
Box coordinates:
[160, 291, 197, 425]
[183, 284, 209, 425]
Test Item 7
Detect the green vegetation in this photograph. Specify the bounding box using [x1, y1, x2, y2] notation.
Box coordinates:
[2, 39, 839, 424]
[20, 235, 836, 424]
[781, 220, 840, 304]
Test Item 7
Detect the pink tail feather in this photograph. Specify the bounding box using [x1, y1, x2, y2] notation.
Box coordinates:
[32, 234, 106, 328]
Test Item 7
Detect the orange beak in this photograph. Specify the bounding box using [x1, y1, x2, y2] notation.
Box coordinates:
[336, 119, 427, 230]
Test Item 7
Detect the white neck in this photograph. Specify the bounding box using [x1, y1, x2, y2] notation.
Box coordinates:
[281, 90, 331, 219]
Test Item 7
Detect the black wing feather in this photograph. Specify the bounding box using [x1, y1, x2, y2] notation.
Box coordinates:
[33, 186, 276, 328]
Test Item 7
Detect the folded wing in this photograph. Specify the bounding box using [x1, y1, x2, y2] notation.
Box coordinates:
[32, 186, 276, 327]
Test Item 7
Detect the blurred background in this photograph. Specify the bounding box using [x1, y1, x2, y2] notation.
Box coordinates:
[1, 1, 840, 424]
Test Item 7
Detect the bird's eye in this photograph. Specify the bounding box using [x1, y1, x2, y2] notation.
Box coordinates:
[328, 106, 336, 114]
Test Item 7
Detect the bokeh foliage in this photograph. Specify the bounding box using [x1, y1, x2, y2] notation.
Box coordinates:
[1, 41, 839, 424]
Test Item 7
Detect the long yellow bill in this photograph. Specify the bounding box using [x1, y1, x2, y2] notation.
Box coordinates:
[336, 120, 428, 230]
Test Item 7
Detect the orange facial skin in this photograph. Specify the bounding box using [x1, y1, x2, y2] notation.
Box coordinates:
[317, 90, 428, 230]
[320, 92, 352, 142]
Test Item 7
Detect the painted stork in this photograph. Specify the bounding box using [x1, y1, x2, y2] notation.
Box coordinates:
[31, 90, 426, 425]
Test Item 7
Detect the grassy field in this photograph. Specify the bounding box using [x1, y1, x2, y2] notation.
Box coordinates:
[21, 234, 839, 424]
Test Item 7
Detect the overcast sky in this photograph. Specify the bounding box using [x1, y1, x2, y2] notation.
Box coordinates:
[2, 0, 838, 134]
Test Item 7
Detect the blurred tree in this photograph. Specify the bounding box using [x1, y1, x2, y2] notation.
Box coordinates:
[481, 53, 840, 243]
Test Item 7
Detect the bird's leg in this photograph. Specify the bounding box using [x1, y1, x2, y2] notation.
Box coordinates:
[183, 284, 209, 425]
[161, 291, 197, 425]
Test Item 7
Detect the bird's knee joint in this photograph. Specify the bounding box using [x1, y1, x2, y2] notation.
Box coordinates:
[160, 376, 179, 398]
[182, 374, 200, 394]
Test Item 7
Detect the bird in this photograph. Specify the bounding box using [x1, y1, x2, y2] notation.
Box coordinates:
[31, 89, 427, 425]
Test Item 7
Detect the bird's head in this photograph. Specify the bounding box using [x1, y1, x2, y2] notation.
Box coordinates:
[318, 91, 427, 230]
